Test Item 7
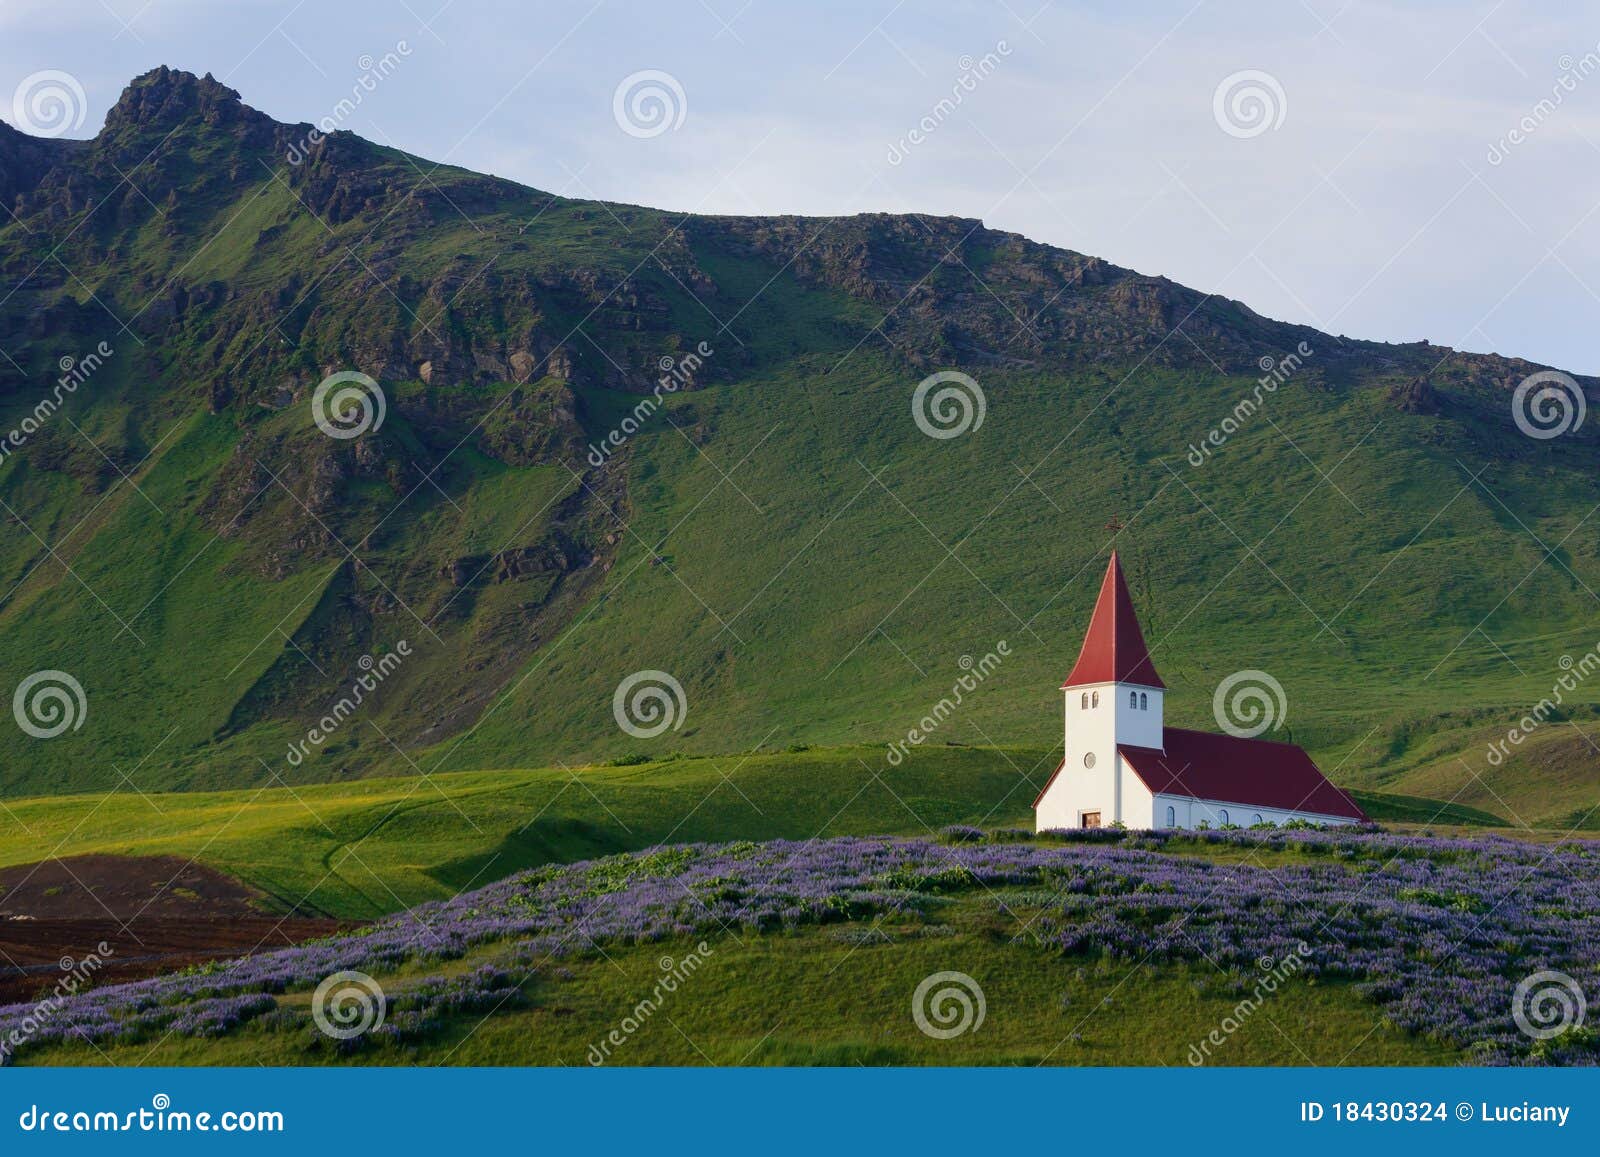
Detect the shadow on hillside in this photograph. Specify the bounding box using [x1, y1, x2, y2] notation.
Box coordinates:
[426, 817, 634, 892]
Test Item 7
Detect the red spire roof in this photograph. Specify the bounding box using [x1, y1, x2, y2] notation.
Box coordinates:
[1061, 552, 1165, 689]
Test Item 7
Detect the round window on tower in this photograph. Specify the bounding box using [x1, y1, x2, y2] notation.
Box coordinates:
[1083, 752, 1096, 769]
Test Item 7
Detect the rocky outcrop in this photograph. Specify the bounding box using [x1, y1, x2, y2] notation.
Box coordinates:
[1390, 376, 1444, 415]
[0, 120, 74, 215]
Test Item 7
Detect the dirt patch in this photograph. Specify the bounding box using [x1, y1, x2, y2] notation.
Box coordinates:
[0, 855, 354, 1006]
[0, 854, 274, 920]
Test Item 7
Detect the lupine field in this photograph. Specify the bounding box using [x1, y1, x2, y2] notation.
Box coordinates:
[2, 827, 1596, 1066]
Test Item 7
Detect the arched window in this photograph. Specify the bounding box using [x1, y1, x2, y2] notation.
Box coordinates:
[1140, 692, 1148, 710]
[1252, 813, 1263, 826]
[1218, 809, 1230, 825]
[1129, 690, 1138, 708]
[1165, 805, 1176, 827]
[1091, 691, 1099, 707]
[1080, 692, 1088, 709]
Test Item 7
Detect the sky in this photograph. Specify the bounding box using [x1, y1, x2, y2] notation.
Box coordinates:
[3, 0, 1599, 372]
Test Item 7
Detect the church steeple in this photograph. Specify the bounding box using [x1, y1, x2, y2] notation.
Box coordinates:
[1061, 552, 1164, 690]
[1044, 551, 1166, 828]
[1038, 551, 1367, 832]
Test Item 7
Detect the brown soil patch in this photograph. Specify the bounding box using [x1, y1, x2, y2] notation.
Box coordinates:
[0, 855, 353, 1006]
[0, 854, 273, 920]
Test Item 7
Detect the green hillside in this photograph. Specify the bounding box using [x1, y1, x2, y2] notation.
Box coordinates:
[1, 67, 1597, 828]
[18, 914, 1456, 1068]
[0, 746, 1041, 917]
[0, 746, 1517, 921]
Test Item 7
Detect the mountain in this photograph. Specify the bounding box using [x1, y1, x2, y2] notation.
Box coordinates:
[1, 67, 1597, 824]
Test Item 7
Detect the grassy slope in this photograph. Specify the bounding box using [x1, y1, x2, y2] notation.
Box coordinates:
[0, 745, 1517, 921]
[0, 378, 578, 796]
[15, 891, 1458, 1068]
[1, 91, 1598, 832]
[8, 341, 1596, 823]
[421, 325, 1600, 826]
[0, 746, 1044, 917]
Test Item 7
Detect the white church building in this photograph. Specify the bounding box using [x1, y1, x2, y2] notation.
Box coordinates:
[1034, 553, 1367, 832]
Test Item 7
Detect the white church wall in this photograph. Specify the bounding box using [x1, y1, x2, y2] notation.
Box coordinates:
[1117, 686, 1164, 749]
[1034, 771, 1079, 832]
[1153, 793, 1360, 830]
[1036, 757, 1105, 830]
[1062, 685, 1117, 780]
[1047, 687, 1116, 830]
[1118, 754, 1155, 827]
[1064, 681, 1164, 751]
[1044, 681, 1167, 831]
[1036, 754, 1156, 830]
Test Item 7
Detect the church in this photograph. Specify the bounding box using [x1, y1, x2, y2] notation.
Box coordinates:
[1034, 553, 1367, 831]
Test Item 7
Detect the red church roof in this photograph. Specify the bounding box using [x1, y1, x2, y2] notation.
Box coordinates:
[1118, 728, 1369, 820]
[1031, 729, 1369, 821]
[1061, 552, 1165, 689]
[1039, 554, 1366, 823]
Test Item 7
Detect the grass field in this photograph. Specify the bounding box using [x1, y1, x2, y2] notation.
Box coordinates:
[0, 744, 1525, 921]
[0, 746, 1044, 917]
[15, 907, 1457, 1068]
